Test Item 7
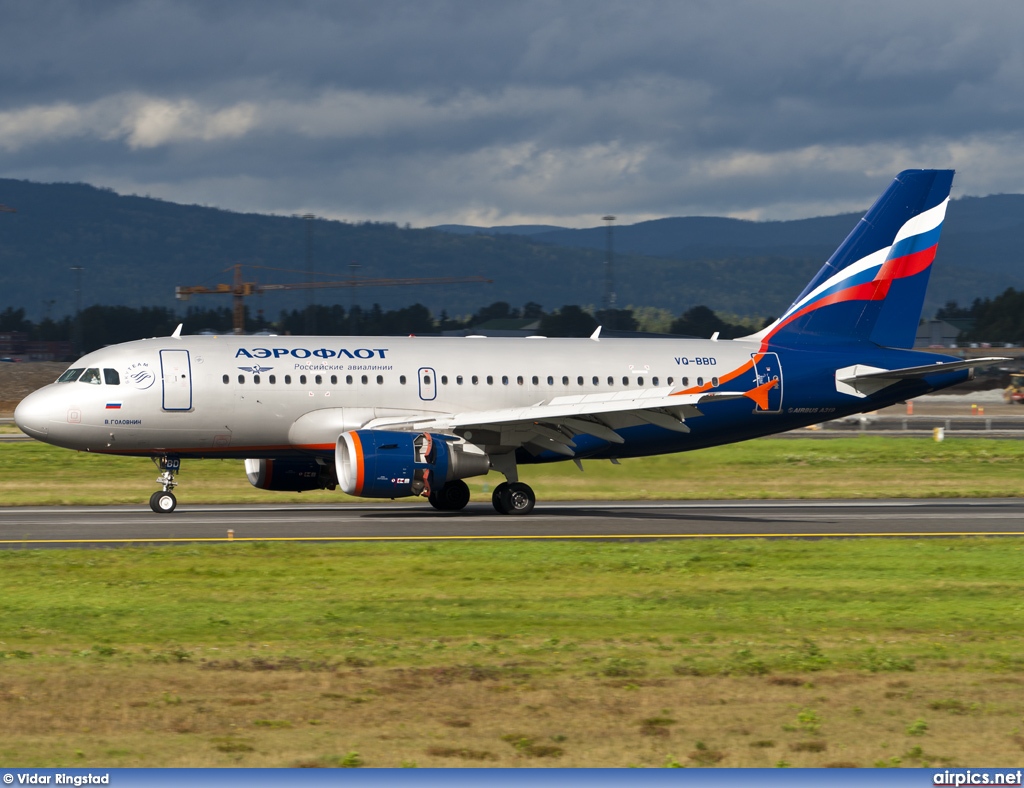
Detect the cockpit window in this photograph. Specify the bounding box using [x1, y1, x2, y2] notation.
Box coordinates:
[79, 368, 102, 385]
[57, 368, 84, 383]
[103, 369, 120, 385]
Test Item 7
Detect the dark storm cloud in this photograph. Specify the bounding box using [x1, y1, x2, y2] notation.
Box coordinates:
[2, 0, 1024, 225]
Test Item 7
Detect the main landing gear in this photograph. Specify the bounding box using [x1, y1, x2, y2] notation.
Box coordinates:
[491, 482, 536, 515]
[427, 479, 471, 511]
[150, 456, 180, 514]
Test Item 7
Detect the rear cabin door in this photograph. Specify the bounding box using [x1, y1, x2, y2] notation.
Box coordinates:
[160, 349, 193, 411]
[750, 351, 783, 413]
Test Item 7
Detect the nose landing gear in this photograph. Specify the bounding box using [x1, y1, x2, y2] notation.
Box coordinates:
[150, 456, 180, 513]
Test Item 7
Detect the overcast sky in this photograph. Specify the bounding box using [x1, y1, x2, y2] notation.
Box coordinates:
[3, 0, 1024, 228]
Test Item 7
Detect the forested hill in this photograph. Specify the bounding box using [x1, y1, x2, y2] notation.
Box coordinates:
[2, 177, 1022, 322]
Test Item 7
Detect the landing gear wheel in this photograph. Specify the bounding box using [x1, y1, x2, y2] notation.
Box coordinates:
[497, 482, 535, 515]
[428, 479, 471, 511]
[150, 490, 177, 514]
[491, 482, 510, 514]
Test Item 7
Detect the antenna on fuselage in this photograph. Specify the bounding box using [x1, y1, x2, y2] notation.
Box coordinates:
[171, 324, 183, 339]
[590, 326, 602, 341]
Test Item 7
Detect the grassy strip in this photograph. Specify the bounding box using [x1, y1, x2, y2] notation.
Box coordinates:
[1, 539, 1023, 766]
[3, 436, 1024, 506]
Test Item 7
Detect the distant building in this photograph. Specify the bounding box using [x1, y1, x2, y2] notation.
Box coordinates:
[915, 319, 964, 348]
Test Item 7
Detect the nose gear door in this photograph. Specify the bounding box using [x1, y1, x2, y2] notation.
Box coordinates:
[750, 352, 783, 413]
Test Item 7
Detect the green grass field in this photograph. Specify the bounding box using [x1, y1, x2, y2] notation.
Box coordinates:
[1, 538, 1024, 767]
[2, 435, 1024, 506]
[2, 437, 1024, 767]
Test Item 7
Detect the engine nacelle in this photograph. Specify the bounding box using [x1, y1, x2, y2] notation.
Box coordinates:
[245, 458, 337, 492]
[336, 430, 490, 499]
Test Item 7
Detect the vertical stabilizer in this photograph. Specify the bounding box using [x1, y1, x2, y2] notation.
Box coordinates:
[749, 169, 953, 348]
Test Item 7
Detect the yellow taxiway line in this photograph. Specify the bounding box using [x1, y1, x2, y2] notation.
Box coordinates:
[1, 531, 1024, 545]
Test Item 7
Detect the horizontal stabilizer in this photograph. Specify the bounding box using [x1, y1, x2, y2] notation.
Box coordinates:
[836, 357, 1009, 398]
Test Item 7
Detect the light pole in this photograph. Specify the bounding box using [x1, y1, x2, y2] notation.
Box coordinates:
[602, 215, 616, 328]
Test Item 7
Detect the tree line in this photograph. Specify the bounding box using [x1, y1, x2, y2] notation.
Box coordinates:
[936, 288, 1024, 343]
[0, 302, 768, 355]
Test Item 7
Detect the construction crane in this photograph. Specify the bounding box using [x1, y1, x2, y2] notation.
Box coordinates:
[175, 263, 492, 334]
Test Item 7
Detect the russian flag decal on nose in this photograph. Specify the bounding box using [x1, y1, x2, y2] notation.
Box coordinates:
[105, 403, 122, 410]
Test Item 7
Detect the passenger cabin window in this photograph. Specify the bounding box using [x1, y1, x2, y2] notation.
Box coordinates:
[712, 376, 719, 387]
[637, 377, 644, 386]
[472, 376, 479, 385]
[253, 375, 261, 384]
[285, 375, 292, 384]
[592, 376, 599, 385]
[423, 375, 431, 384]
[486, 375, 494, 385]
[667, 377, 674, 385]
[58, 368, 84, 383]
[502, 375, 509, 385]
[682, 376, 689, 386]
[607, 376, 614, 385]
[517, 376, 524, 385]
[376, 375, 383, 384]
[222, 374, 229, 384]
[103, 369, 120, 385]
[622, 376, 629, 386]
[330, 375, 337, 385]
[346, 375, 352, 384]
[456, 376, 463, 385]
[361, 375, 368, 384]
[652, 377, 659, 386]
[238, 375, 245, 384]
[80, 368, 102, 385]
[401, 375, 408, 384]
[315, 375, 322, 385]
[562, 376, 569, 385]
[441, 375, 448, 385]
[547, 376, 554, 385]
[269, 375, 276, 384]
[300, 375, 307, 385]
[697, 377, 704, 387]
[532, 376, 539, 385]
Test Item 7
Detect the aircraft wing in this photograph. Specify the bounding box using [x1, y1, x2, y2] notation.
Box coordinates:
[835, 357, 1010, 398]
[361, 387, 748, 457]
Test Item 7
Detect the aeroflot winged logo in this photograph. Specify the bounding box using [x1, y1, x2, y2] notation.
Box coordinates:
[235, 347, 389, 360]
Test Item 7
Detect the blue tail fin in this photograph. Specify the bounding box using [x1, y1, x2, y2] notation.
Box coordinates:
[752, 169, 953, 349]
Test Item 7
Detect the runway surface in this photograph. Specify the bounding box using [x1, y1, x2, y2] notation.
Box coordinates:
[1, 499, 1023, 548]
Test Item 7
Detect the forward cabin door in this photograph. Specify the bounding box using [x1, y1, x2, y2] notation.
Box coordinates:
[160, 349, 193, 411]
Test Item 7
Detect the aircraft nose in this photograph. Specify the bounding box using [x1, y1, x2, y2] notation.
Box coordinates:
[14, 388, 53, 439]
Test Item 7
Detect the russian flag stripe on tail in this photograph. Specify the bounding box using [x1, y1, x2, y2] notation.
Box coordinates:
[749, 169, 954, 349]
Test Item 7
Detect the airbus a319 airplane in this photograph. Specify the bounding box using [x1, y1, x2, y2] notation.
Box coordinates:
[15, 170, 1006, 515]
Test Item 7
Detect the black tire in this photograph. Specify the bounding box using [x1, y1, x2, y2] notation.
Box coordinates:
[150, 490, 177, 514]
[429, 480, 471, 511]
[499, 482, 535, 515]
[491, 482, 510, 514]
[440, 479, 471, 510]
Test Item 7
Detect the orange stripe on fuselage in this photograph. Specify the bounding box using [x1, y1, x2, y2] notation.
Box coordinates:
[670, 357, 756, 397]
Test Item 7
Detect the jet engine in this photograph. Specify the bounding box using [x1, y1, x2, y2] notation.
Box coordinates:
[336, 430, 490, 499]
[244, 458, 337, 492]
